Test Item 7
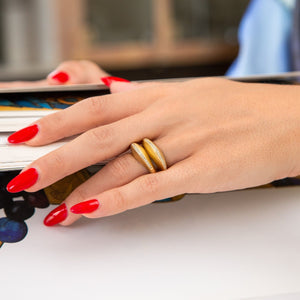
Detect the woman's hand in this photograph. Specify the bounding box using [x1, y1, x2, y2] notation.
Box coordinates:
[6, 77, 300, 226]
[0, 60, 108, 88]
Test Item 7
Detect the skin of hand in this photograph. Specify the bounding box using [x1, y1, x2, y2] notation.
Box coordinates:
[0, 60, 108, 88]
[7, 77, 300, 226]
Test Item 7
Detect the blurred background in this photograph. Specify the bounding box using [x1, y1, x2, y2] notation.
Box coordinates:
[0, 0, 249, 81]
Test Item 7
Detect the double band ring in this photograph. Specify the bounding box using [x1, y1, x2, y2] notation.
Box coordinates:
[130, 138, 185, 202]
[130, 138, 167, 173]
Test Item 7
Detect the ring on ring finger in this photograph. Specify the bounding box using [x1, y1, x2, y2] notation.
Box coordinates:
[130, 138, 185, 202]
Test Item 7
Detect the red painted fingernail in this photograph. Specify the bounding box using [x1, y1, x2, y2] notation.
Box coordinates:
[6, 168, 39, 193]
[70, 199, 99, 214]
[100, 76, 130, 87]
[44, 203, 68, 226]
[51, 71, 69, 83]
[7, 124, 39, 144]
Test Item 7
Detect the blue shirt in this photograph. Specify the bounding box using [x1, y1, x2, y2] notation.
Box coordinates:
[227, 0, 296, 76]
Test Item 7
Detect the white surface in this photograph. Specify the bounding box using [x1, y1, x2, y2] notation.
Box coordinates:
[1, 188, 300, 300]
[246, 293, 300, 300]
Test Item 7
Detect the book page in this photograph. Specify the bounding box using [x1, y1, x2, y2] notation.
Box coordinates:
[0, 132, 74, 171]
[0, 109, 56, 132]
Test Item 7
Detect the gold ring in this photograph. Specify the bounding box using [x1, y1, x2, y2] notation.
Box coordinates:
[130, 138, 167, 173]
[130, 138, 185, 203]
[130, 142, 156, 173]
[142, 138, 167, 171]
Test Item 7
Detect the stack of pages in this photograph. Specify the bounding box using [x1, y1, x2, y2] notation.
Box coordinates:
[0, 84, 107, 171]
[0, 110, 69, 171]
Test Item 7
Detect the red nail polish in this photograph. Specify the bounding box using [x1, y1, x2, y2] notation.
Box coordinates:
[6, 168, 39, 193]
[70, 199, 99, 214]
[7, 124, 39, 144]
[100, 76, 130, 87]
[44, 203, 68, 226]
[51, 71, 69, 83]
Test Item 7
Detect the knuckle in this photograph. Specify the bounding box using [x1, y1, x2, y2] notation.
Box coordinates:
[74, 187, 90, 202]
[51, 112, 65, 127]
[50, 111, 65, 124]
[140, 175, 160, 194]
[110, 189, 127, 212]
[88, 126, 114, 147]
[87, 96, 109, 116]
[50, 151, 66, 172]
[38, 111, 66, 139]
[108, 156, 131, 181]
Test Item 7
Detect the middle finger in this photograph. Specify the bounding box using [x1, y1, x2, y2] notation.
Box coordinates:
[8, 110, 164, 193]
[46, 134, 191, 226]
[57, 152, 147, 226]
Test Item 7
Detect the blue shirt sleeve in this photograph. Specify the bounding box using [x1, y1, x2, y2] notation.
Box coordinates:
[226, 0, 294, 76]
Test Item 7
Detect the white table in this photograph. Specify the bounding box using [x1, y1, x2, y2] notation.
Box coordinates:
[1, 187, 300, 300]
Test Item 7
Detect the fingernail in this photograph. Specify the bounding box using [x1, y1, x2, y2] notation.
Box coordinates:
[44, 203, 68, 226]
[7, 124, 39, 144]
[100, 76, 130, 87]
[6, 168, 39, 193]
[70, 199, 99, 214]
[50, 71, 69, 83]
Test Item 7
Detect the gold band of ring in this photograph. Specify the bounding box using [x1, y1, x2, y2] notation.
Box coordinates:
[130, 138, 185, 203]
[130, 138, 167, 173]
[142, 138, 167, 171]
[130, 142, 156, 173]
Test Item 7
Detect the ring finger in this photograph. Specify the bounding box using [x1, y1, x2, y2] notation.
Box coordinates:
[44, 136, 192, 226]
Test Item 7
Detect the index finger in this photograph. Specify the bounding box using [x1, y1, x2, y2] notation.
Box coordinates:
[8, 82, 167, 146]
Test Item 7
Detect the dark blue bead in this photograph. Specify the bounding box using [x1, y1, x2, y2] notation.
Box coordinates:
[0, 217, 28, 243]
